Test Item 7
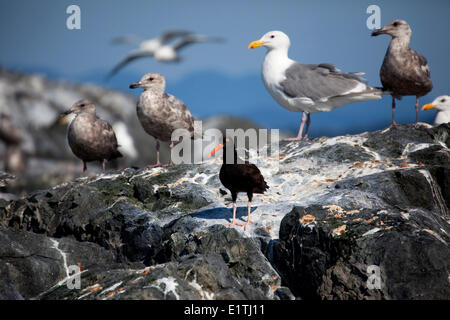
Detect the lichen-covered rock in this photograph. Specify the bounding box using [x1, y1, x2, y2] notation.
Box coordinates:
[0, 122, 449, 300]
[272, 202, 450, 300]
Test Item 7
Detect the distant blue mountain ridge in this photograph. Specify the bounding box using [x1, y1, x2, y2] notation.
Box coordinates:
[3, 65, 436, 137]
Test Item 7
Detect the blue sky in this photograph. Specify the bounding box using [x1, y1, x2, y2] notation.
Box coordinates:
[1, 0, 449, 136]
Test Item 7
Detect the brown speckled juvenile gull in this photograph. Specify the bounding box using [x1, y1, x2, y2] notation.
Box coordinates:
[0, 113, 27, 173]
[372, 19, 433, 126]
[0, 113, 24, 146]
[130, 73, 194, 168]
[61, 100, 122, 173]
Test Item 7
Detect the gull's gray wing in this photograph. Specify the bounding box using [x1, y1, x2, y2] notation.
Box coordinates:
[173, 35, 225, 52]
[110, 35, 143, 45]
[107, 51, 153, 79]
[160, 30, 192, 44]
[280, 62, 370, 101]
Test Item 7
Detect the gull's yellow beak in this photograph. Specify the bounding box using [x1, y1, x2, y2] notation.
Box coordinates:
[248, 40, 266, 49]
[422, 103, 436, 111]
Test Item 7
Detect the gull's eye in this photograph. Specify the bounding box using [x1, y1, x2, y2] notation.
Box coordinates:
[80, 104, 85, 107]
[393, 22, 399, 27]
[149, 77, 154, 81]
[270, 35, 275, 39]
[441, 98, 446, 103]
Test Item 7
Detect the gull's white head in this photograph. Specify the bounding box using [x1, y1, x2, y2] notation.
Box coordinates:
[422, 96, 450, 112]
[249, 30, 291, 51]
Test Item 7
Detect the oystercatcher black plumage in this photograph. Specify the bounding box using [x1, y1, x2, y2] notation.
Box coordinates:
[209, 136, 269, 230]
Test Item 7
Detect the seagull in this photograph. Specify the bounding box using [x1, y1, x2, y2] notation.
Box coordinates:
[0, 113, 27, 173]
[372, 19, 433, 126]
[107, 30, 191, 78]
[422, 96, 450, 126]
[61, 100, 123, 173]
[108, 32, 224, 78]
[129, 73, 194, 168]
[209, 136, 269, 230]
[249, 31, 386, 141]
[0, 113, 24, 146]
[153, 34, 225, 62]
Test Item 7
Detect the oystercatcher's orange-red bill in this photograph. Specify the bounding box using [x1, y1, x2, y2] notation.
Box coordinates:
[208, 144, 224, 157]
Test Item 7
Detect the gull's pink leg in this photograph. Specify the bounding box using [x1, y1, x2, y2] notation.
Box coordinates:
[284, 112, 306, 141]
[415, 97, 420, 124]
[390, 97, 400, 127]
[82, 161, 88, 176]
[163, 141, 174, 167]
[303, 113, 311, 139]
[146, 139, 162, 169]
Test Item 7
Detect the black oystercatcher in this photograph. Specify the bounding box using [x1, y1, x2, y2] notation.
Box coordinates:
[61, 100, 122, 173]
[372, 20, 433, 126]
[130, 73, 194, 168]
[209, 137, 269, 230]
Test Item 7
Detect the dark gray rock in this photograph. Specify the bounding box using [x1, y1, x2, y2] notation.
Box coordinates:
[273, 204, 450, 300]
[0, 122, 449, 300]
[41, 253, 273, 300]
[409, 145, 450, 166]
[0, 226, 117, 299]
[302, 143, 374, 163]
[0, 168, 216, 264]
[154, 225, 280, 295]
[363, 124, 448, 158]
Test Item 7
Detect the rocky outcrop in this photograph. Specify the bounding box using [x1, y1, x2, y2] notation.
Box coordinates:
[0, 122, 449, 300]
[0, 226, 118, 299]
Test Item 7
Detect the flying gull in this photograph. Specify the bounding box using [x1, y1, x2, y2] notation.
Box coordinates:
[249, 31, 386, 141]
[61, 100, 123, 173]
[422, 96, 450, 126]
[108, 32, 224, 78]
[107, 30, 191, 78]
[153, 34, 225, 62]
[129, 73, 194, 168]
[372, 19, 433, 126]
